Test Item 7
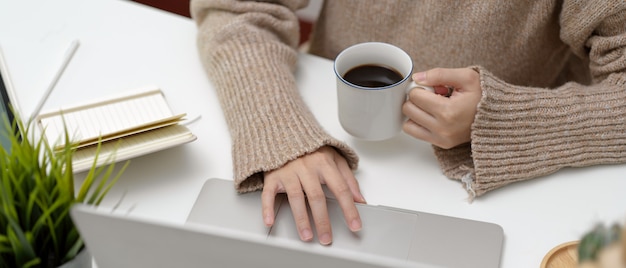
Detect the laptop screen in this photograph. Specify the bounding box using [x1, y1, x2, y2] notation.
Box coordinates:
[0, 64, 16, 151]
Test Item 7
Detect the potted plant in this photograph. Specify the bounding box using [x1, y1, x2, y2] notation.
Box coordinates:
[0, 115, 128, 268]
[577, 222, 624, 268]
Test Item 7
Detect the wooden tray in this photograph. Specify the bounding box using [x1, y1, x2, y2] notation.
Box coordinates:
[541, 241, 579, 268]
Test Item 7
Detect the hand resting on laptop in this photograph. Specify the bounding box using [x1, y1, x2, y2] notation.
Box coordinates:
[262, 146, 366, 246]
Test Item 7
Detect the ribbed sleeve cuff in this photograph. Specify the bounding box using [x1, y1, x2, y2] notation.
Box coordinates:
[207, 41, 358, 193]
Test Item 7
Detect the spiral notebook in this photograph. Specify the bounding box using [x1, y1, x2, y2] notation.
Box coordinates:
[37, 86, 197, 172]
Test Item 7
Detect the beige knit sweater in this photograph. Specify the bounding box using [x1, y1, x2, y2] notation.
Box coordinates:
[190, 0, 626, 198]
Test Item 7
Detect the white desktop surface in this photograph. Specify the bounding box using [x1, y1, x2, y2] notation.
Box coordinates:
[1, 0, 624, 267]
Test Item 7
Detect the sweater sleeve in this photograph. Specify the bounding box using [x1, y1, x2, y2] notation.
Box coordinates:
[434, 2, 626, 199]
[190, 0, 359, 193]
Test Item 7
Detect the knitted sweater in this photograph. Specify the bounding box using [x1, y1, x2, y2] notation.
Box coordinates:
[190, 0, 626, 198]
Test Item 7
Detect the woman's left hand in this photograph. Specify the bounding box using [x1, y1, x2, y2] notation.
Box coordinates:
[402, 68, 482, 149]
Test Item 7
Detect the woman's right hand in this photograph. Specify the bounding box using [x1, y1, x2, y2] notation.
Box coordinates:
[262, 146, 366, 245]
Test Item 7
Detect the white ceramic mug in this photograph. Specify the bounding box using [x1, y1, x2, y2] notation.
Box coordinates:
[334, 42, 433, 141]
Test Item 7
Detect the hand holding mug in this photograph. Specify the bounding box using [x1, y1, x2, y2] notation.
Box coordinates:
[402, 68, 482, 149]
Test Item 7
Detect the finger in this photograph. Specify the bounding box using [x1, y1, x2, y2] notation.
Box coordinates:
[335, 156, 366, 204]
[403, 119, 435, 142]
[300, 175, 333, 245]
[409, 86, 466, 126]
[282, 176, 314, 242]
[261, 181, 278, 227]
[413, 68, 477, 90]
[403, 94, 439, 129]
[321, 161, 362, 233]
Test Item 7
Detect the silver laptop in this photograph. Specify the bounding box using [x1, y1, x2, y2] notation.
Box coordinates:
[71, 178, 504, 267]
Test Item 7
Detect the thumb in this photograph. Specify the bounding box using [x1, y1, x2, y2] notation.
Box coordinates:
[412, 68, 479, 94]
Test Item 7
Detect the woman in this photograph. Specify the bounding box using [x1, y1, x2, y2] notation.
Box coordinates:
[190, 0, 626, 245]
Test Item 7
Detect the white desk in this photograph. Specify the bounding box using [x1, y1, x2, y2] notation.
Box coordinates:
[1, 0, 624, 267]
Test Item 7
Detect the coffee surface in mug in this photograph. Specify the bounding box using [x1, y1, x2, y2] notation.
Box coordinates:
[342, 64, 404, 88]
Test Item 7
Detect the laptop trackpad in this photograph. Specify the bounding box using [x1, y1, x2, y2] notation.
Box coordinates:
[268, 198, 417, 260]
[186, 179, 282, 236]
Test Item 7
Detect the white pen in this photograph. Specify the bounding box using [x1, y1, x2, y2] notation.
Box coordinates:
[29, 39, 80, 122]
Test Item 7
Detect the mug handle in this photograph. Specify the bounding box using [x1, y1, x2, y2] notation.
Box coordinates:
[407, 81, 435, 94]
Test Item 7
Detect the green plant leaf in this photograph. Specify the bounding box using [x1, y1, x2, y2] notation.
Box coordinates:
[7, 218, 37, 266]
[63, 234, 83, 263]
[95, 161, 129, 206]
[1, 112, 125, 267]
[21, 258, 42, 268]
[0, 234, 12, 253]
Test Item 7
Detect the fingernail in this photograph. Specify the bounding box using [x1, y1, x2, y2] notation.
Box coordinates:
[301, 228, 313, 241]
[413, 72, 426, 82]
[319, 233, 332, 245]
[434, 86, 450, 96]
[264, 214, 273, 226]
[350, 219, 362, 232]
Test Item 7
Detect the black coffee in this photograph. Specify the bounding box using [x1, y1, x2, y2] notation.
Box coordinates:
[342, 64, 404, 88]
